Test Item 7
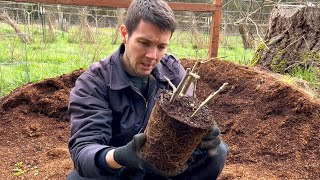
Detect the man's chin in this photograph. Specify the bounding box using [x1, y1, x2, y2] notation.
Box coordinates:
[137, 71, 152, 77]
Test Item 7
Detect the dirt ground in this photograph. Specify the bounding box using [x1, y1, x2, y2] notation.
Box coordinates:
[0, 59, 319, 179]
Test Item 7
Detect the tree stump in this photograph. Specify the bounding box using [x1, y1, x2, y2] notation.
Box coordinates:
[141, 92, 215, 177]
[253, 4, 320, 74]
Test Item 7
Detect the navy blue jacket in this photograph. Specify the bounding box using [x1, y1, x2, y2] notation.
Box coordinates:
[68, 44, 191, 178]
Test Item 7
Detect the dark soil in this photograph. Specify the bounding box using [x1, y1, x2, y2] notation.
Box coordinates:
[0, 60, 319, 179]
[142, 93, 214, 176]
[160, 92, 214, 129]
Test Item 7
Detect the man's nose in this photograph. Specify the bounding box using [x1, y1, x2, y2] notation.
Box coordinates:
[146, 47, 157, 59]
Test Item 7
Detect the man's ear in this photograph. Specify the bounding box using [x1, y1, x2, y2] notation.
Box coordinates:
[120, 25, 128, 44]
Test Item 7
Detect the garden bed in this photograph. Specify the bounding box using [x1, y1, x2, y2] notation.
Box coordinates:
[0, 59, 319, 179]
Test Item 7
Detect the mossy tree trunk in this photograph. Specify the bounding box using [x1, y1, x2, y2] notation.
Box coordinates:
[253, 5, 320, 74]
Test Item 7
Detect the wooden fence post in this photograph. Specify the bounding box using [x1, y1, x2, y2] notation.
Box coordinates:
[209, 0, 222, 58]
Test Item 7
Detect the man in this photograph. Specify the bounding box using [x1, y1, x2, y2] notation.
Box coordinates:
[67, 0, 228, 179]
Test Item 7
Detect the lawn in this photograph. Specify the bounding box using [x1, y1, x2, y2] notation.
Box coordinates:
[0, 23, 318, 97]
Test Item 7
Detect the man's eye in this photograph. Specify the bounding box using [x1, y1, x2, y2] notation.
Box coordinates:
[158, 45, 167, 50]
[139, 41, 149, 46]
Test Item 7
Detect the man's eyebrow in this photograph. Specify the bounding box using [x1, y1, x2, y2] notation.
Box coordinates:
[136, 37, 150, 41]
[159, 42, 169, 46]
[136, 37, 169, 46]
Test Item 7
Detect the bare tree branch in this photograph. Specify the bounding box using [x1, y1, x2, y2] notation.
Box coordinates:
[247, 17, 269, 50]
[0, 10, 30, 43]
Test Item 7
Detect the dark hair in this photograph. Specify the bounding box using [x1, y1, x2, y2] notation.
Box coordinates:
[125, 0, 176, 37]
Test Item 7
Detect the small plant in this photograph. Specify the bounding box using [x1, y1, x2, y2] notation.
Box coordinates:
[31, 166, 39, 176]
[12, 161, 39, 177]
[12, 161, 25, 176]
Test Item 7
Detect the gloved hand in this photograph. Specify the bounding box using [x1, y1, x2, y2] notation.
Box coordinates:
[113, 133, 164, 176]
[198, 122, 221, 156]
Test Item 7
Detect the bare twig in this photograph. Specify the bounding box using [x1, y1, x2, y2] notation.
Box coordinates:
[181, 60, 202, 96]
[247, 17, 269, 50]
[0, 10, 30, 43]
[180, 56, 228, 96]
[235, 4, 274, 24]
[164, 76, 177, 92]
[302, 36, 310, 51]
[233, 0, 246, 18]
[282, 35, 305, 52]
[202, 56, 227, 63]
[170, 68, 191, 103]
[191, 83, 229, 118]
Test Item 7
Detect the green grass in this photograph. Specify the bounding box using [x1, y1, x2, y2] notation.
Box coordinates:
[168, 32, 210, 58]
[0, 23, 318, 97]
[218, 35, 255, 64]
[0, 62, 82, 95]
[290, 66, 319, 83]
[289, 66, 320, 95]
[0, 24, 122, 96]
[168, 33, 255, 62]
[0, 27, 119, 64]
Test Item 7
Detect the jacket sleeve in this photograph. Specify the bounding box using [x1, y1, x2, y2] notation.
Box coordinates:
[68, 72, 115, 177]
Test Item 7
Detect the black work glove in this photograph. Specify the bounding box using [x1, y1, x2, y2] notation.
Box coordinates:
[113, 133, 164, 176]
[198, 122, 221, 156]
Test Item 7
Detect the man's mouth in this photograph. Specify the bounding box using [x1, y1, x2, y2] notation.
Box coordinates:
[142, 63, 152, 68]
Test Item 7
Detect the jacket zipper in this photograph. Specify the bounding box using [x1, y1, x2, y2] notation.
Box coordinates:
[131, 85, 158, 133]
[140, 87, 158, 133]
[130, 87, 148, 133]
[131, 86, 148, 108]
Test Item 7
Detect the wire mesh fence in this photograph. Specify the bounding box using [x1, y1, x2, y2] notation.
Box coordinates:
[0, 0, 318, 97]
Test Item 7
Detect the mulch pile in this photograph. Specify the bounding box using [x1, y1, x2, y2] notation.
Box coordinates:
[0, 59, 319, 179]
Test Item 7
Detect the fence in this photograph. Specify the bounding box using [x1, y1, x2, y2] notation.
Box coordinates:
[0, 0, 318, 97]
[9, 0, 222, 58]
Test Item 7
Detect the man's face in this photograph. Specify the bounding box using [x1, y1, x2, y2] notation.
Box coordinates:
[120, 20, 172, 76]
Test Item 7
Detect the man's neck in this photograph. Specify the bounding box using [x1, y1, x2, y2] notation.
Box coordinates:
[120, 53, 149, 78]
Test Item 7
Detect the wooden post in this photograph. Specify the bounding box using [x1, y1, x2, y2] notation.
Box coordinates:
[209, 0, 222, 58]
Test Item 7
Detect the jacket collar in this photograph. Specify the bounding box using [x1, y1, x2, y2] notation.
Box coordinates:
[109, 44, 132, 90]
[109, 44, 175, 90]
